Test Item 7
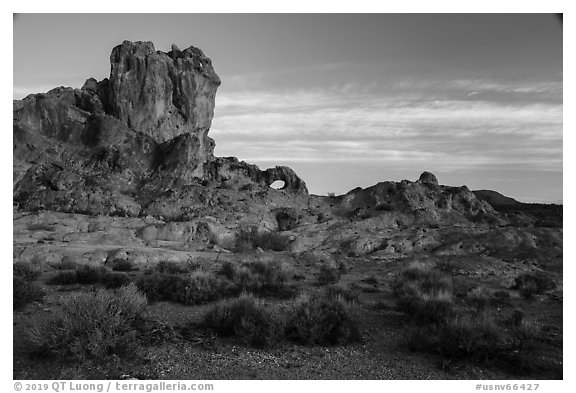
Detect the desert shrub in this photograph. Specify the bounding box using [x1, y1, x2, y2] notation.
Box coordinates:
[202, 293, 283, 348]
[13, 262, 45, 310]
[509, 316, 540, 350]
[74, 265, 108, 284]
[47, 265, 106, 285]
[465, 286, 493, 312]
[109, 259, 135, 272]
[26, 284, 147, 359]
[285, 293, 360, 346]
[324, 285, 360, 304]
[438, 313, 502, 358]
[452, 275, 477, 298]
[48, 271, 78, 285]
[53, 257, 78, 270]
[156, 261, 189, 274]
[47, 265, 130, 289]
[395, 284, 455, 324]
[399, 263, 453, 294]
[514, 272, 556, 299]
[335, 257, 349, 274]
[14, 276, 45, 310]
[508, 309, 525, 327]
[136, 271, 225, 305]
[101, 272, 131, 289]
[317, 262, 341, 285]
[363, 275, 379, 285]
[491, 289, 512, 305]
[233, 227, 291, 252]
[393, 264, 455, 324]
[14, 262, 41, 282]
[27, 223, 54, 232]
[244, 259, 292, 290]
[219, 261, 237, 280]
[219, 259, 294, 297]
[405, 311, 502, 359]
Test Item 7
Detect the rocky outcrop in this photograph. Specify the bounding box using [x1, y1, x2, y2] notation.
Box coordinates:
[338, 172, 495, 220]
[13, 40, 309, 217]
[417, 171, 438, 186]
[107, 41, 220, 145]
[205, 157, 308, 194]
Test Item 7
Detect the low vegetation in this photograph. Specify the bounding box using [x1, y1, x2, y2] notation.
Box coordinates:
[48, 265, 130, 289]
[109, 259, 135, 272]
[317, 262, 341, 285]
[202, 288, 361, 348]
[13, 263, 44, 310]
[219, 259, 295, 298]
[155, 260, 191, 274]
[233, 227, 291, 252]
[26, 284, 147, 359]
[393, 262, 555, 376]
[136, 270, 226, 305]
[202, 293, 284, 348]
[285, 291, 361, 346]
[513, 272, 556, 300]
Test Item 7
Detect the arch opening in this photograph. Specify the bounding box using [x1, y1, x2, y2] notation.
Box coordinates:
[269, 180, 286, 190]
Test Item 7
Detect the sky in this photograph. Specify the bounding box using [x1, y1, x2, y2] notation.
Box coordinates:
[13, 14, 563, 202]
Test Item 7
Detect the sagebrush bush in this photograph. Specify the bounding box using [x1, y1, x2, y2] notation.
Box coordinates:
[13, 262, 45, 310]
[14, 276, 45, 310]
[399, 263, 453, 294]
[203, 293, 284, 347]
[73, 265, 108, 285]
[396, 285, 455, 324]
[285, 293, 360, 346]
[233, 227, 291, 252]
[491, 289, 512, 305]
[405, 311, 502, 359]
[27, 223, 55, 232]
[324, 285, 359, 304]
[218, 259, 294, 297]
[136, 271, 225, 304]
[509, 316, 540, 350]
[14, 262, 41, 282]
[47, 265, 129, 288]
[109, 259, 135, 272]
[101, 272, 131, 289]
[514, 272, 556, 299]
[317, 263, 341, 285]
[465, 286, 493, 312]
[53, 257, 78, 270]
[219, 261, 237, 280]
[26, 284, 147, 359]
[156, 261, 189, 274]
[394, 264, 455, 324]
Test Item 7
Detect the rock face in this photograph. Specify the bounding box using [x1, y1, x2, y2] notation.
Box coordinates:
[107, 41, 220, 145]
[13, 40, 309, 217]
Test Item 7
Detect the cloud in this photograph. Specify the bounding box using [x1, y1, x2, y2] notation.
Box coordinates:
[211, 79, 562, 177]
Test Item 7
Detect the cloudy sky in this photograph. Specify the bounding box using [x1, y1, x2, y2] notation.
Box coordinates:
[13, 14, 563, 202]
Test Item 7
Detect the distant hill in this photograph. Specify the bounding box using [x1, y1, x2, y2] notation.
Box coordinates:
[473, 190, 519, 208]
[474, 190, 562, 228]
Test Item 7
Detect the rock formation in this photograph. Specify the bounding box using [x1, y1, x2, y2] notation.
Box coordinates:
[13, 41, 308, 218]
[337, 172, 495, 220]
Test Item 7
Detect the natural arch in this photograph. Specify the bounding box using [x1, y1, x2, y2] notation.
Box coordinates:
[269, 180, 286, 190]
